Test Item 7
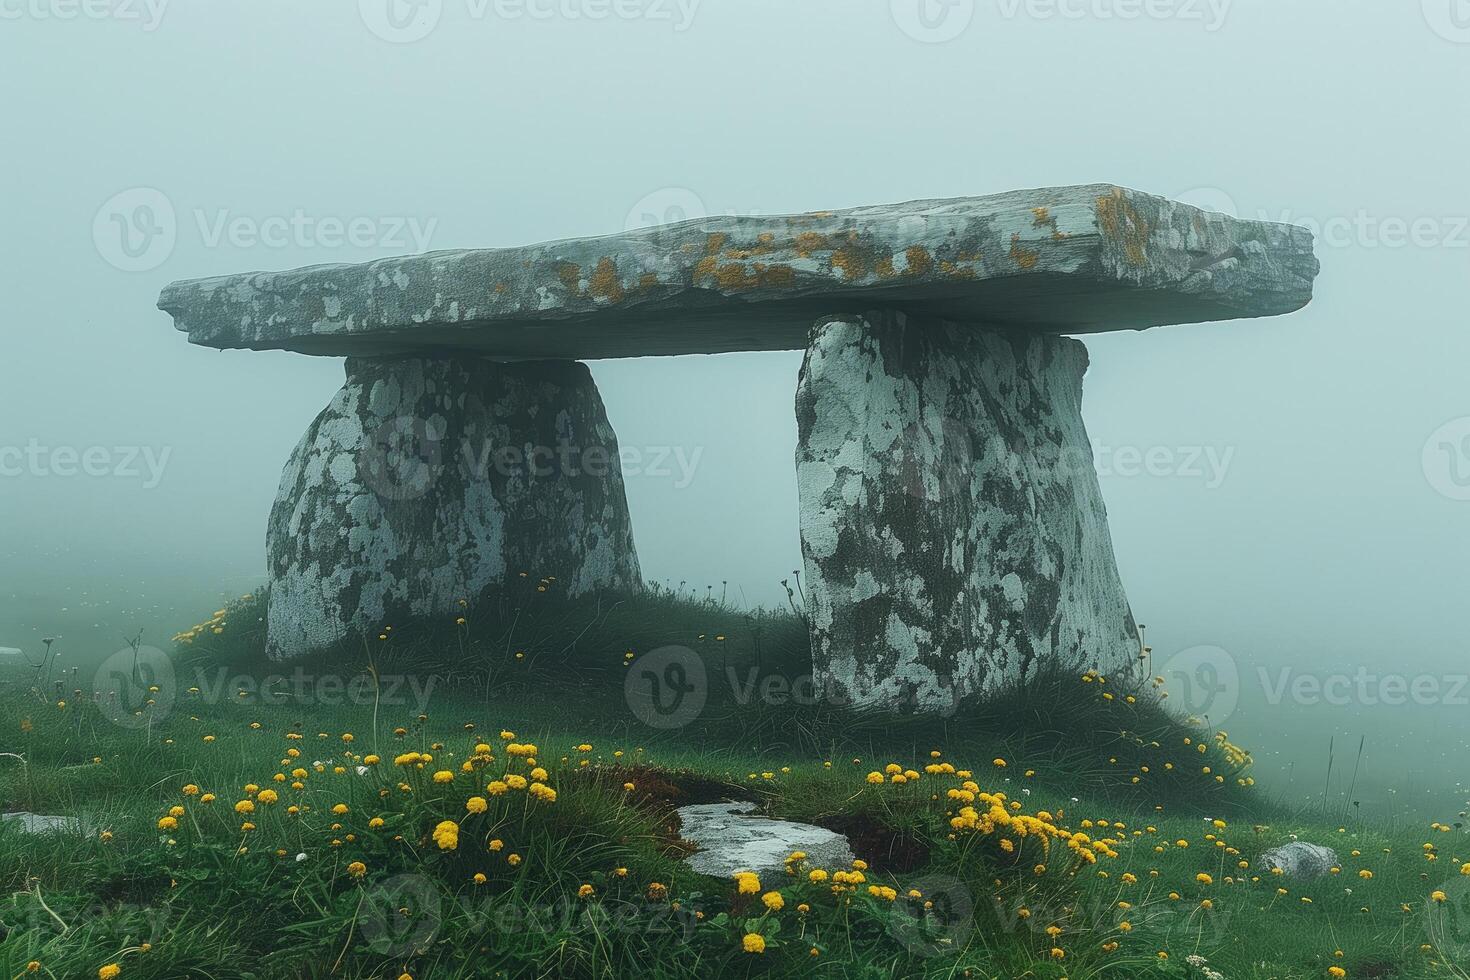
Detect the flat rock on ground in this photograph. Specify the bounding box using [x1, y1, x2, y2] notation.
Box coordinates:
[158, 184, 1318, 359]
[2, 812, 82, 835]
[676, 802, 856, 878]
[1258, 841, 1339, 879]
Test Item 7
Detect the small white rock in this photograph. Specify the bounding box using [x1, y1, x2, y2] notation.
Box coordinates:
[1258, 841, 1339, 879]
[676, 802, 856, 878]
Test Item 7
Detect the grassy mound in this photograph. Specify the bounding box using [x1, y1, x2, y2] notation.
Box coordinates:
[0, 588, 1458, 979]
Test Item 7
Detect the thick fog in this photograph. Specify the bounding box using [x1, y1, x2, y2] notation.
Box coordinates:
[2, 1, 1466, 812]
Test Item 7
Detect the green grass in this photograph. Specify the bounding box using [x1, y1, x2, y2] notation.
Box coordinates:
[1, 585, 1467, 979]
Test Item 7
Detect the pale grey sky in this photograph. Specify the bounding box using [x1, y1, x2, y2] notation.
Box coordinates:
[1, 0, 1467, 789]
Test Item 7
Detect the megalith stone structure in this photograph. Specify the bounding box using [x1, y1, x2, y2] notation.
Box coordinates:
[158, 183, 1318, 690]
[264, 356, 640, 659]
[796, 313, 1136, 709]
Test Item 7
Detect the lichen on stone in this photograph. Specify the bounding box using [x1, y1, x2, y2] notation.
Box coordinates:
[795, 311, 1139, 711]
[266, 356, 641, 660]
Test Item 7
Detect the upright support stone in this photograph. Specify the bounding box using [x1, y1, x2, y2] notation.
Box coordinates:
[795, 311, 1139, 711]
[266, 356, 640, 660]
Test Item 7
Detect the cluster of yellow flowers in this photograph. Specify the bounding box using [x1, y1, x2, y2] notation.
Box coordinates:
[1211, 730, 1252, 770]
[433, 820, 459, 850]
[171, 596, 250, 644]
[859, 753, 1118, 874]
[948, 789, 1119, 866]
[150, 721, 563, 891]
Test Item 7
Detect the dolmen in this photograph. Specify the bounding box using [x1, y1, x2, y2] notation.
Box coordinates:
[158, 184, 1318, 711]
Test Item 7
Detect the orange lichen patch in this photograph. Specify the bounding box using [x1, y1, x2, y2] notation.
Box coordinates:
[690, 233, 731, 279]
[587, 257, 625, 304]
[723, 240, 777, 260]
[493, 283, 508, 294]
[555, 262, 583, 294]
[1095, 189, 1151, 267]
[793, 231, 832, 257]
[904, 245, 933, 277]
[761, 264, 797, 287]
[1031, 207, 1065, 243]
[830, 247, 869, 281]
[712, 262, 797, 290]
[874, 254, 897, 279]
[756, 232, 776, 245]
[638, 273, 660, 291]
[1009, 234, 1040, 270]
[714, 264, 753, 290]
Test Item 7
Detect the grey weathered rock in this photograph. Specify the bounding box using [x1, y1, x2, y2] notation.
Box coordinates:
[1258, 841, 1339, 879]
[796, 311, 1138, 711]
[158, 184, 1318, 359]
[676, 802, 857, 878]
[2, 812, 82, 835]
[266, 355, 640, 660]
